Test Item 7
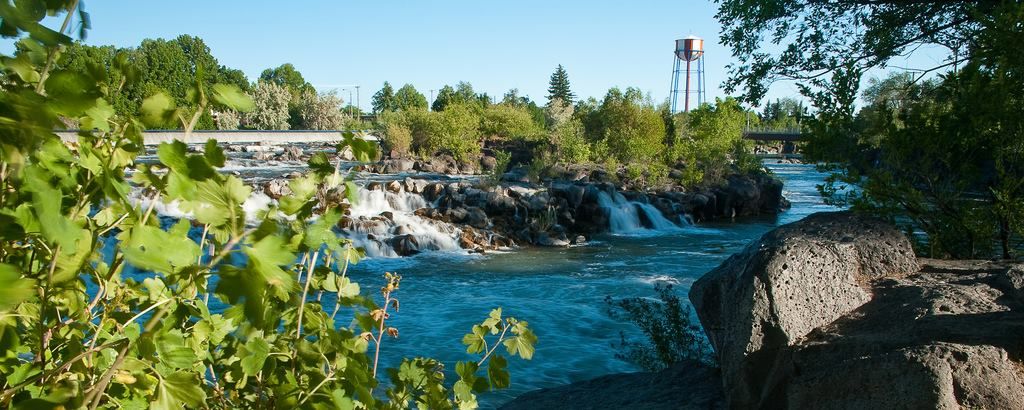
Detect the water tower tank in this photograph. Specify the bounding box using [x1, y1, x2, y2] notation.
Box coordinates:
[675, 35, 704, 62]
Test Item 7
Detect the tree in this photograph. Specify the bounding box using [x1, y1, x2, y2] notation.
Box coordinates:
[547, 65, 575, 106]
[371, 81, 397, 113]
[431, 85, 456, 112]
[297, 90, 345, 130]
[757, 2, 1024, 258]
[245, 81, 292, 130]
[676, 97, 756, 184]
[259, 63, 314, 98]
[550, 119, 590, 164]
[591, 87, 665, 165]
[215, 110, 241, 130]
[433, 82, 487, 111]
[717, 0, 991, 103]
[502, 89, 546, 129]
[394, 84, 428, 111]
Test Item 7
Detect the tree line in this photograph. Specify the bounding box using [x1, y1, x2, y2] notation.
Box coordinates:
[47, 36, 361, 131]
[48, 33, 790, 190]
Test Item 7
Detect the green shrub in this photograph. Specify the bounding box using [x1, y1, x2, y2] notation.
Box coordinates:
[550, 119, 590, 164]
[481, 104, 544, 142]
[378, 111, 414, 157]
[586, 88, 666, 166]
[423, 103, 482, 161]
[606, 284, 715, 371]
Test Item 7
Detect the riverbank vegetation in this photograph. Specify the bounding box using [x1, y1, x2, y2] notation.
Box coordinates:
[48, 31, 778, 191]
[374, 77, 767, 189]
[0, 2, 535, 408]
[719, 0, 1024, 259]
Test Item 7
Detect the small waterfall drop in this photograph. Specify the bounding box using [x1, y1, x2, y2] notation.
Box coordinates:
[344, 186, 462, 258]
[597, 191, 680, 233]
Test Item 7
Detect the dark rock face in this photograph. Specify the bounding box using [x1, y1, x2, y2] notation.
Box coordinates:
[690, 211, 1024, 409]
[500, 361, 724, 410]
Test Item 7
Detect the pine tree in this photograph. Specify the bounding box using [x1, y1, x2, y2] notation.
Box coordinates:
[371, 81, 396, 113]
[547, 65, 575, 106]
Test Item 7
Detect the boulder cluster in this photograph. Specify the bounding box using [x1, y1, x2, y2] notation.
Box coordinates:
[327, 173, 787, 255]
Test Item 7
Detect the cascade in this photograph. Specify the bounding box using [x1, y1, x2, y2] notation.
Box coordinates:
[596, 191, 681, 233]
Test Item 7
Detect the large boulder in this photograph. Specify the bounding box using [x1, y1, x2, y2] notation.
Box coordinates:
[691, 211, 1024, 409]
[689, 211, 919, 408]
[780, 259, 1024, 409]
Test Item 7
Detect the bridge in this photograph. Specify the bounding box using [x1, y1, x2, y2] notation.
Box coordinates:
[742, 127, 803, 142]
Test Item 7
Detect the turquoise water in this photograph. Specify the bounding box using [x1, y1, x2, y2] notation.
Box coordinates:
[335, 162, 840, 407]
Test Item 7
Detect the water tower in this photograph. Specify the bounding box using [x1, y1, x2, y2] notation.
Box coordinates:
[670, 35, 706, 113]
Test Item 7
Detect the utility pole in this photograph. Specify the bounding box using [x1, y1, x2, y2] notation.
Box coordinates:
[429, 89, 435, 111]
[355, 86, 360, 115]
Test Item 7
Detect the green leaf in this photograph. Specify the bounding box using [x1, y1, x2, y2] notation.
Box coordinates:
[211, 83, 254, 112]
[345, 181, 359, 205]
[462, 325, 487, 354]
[141, 92, 177, 128]
[307, 151, 334, 177]
[193, 314, 235, 345]
[156, 330, 197, 369]
[0, 264, 33, 312]
[81, 98, 114, 131]
[486, 355, 510, 389]
[23, 167, 80, 252]
[204, 139, 226, 167]
[121, 223, 200, 275]
[243, 235, 296, 301]
[503, 322, 537, 360]
[157, 141, 189, 173]
[240, 337, 270, 377]
[337, 276, 360, 299]
[482, 308, 501, 334]
[331, 389, 355, 410]
[153, 371, 207, 410]
[2, 54, 39, 83]
[45, 70, 101, 116]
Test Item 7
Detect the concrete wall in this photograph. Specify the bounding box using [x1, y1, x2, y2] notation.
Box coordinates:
[56, 130, 379, 145]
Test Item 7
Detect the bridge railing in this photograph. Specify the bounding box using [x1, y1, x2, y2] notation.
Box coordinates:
[742, 126, 803, 135]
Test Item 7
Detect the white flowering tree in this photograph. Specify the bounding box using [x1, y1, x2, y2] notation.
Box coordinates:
[298, 90, 345, 130]
[244, 81, 291, 130]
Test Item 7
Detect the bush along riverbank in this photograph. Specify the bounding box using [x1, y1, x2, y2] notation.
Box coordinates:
[255, 149, 790, 257]
[506, 211, 1024, 409]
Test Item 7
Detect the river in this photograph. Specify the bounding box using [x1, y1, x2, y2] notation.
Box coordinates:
[332, 162, 841, 407]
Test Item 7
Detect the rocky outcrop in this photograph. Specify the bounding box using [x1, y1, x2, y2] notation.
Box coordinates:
[356, 154, 483, 175]
[500, 360, 724, 410]
[690, 211, 1024, 409]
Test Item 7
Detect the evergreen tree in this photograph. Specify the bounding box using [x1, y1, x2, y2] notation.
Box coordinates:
[371, 81, 397, 113]
[547, 64, 575, 106]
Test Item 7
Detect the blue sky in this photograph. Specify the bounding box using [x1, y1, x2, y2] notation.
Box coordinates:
[9, 1, 950, 111]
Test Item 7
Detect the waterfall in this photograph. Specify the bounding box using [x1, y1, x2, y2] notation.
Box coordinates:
[635, 203, 681, 230]
[343, 187, 462, 258]
[597, 191, 680, 233]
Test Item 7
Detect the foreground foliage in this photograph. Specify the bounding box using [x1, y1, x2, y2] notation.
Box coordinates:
[0, 2, 535, 408]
